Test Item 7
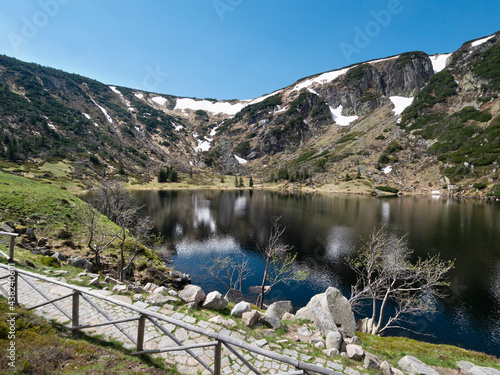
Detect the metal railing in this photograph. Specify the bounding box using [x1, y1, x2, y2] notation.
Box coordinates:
[0, 262, 340, 375]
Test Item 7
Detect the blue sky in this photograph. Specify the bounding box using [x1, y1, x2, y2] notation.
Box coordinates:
[0, 0, 499, 100]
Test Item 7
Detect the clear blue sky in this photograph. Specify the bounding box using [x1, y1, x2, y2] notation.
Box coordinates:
[0, 0, 499, 100]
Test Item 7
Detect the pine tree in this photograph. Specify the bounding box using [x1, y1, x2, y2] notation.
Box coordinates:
[249, 176, 254, 188]
[239, 177, 244, 188]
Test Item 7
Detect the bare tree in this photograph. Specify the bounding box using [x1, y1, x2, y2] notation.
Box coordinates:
[76, 203, 120, 271]
[347, 227, 454, 335]
[257, 217, 309, 309]
[202, 253, 253, 291]
[80, 181, 154, 281]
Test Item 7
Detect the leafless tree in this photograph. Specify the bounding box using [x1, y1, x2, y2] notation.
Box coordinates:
[80, 181, 154, 281]
[76, 203, 120, 271]
[257, 216, 309, 309]
[202, 252, 253, 291]
[347, 227, 454, 335]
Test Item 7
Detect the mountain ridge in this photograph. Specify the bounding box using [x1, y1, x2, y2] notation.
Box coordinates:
[0, 31, 499, 197]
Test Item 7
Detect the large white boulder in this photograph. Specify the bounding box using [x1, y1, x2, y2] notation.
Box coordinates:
[295, 287, 356, 336]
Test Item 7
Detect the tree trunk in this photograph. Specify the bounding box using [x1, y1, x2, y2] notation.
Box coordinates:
[258, 256, 271, 309]
[373, 289, 391, 335]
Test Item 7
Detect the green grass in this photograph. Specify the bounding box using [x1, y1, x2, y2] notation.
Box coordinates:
[358, 332, 500, 370]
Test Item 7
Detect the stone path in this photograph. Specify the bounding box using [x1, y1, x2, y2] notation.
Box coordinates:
[0, 267, 348, 375]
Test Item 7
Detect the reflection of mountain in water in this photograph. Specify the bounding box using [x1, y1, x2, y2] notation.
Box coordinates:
[133, 189, 500, 357]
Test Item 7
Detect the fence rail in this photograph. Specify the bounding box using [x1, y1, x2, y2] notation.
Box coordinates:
[0, 263, 339, 375]
[0, 231, 18, 262]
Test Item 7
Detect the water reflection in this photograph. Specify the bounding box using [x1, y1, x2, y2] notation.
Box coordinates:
[134, 190, 500, 357]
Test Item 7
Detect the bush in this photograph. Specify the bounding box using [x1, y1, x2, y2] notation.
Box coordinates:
[490, 184, 500, 197]
[473, 182, 487, 190]
[376, 186, 399, 194]
[39, 256, 60, 267]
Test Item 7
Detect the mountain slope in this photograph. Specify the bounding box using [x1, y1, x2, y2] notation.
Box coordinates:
[0, 31, 499, 196]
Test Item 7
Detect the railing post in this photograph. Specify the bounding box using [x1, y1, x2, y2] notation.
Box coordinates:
[9, 236, 15, 263]
[137, 314, 146, 353]
[214, 341, 221, 375]
[13, 269, 18, 306]
[72, 290, 80, 336]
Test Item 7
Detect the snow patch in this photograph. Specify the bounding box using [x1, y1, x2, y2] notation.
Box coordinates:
[389, 96, 414, 116]
[383, 166, 392, 174]
[234, 155, 248, 164]
[471, 35, 495, 47]
[152, 96, 167, 106]
[368, 55, 400, 64]
[173, 123, 184, 131]
[91, 98, 113, 123]
[134, 93, 144, 99]
[293, 68, 350, 92]
[83, 113, 91, 120]
[110, 86, 121, 95]
[195, 139, 212, 152]
[246, 90, 283, 105]
[175, 98, 245, 115]
[329, 105, 358, 126]
[429, 53, 452, 73]
[48, 123, 56, 130]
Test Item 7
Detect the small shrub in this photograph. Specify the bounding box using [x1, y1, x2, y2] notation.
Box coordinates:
[39, 256, 60, 267]
[473, 182, 487, 190]
[376, 186, 399, 194]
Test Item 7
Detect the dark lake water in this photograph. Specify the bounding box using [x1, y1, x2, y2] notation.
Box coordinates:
[134, 189, 500, 357]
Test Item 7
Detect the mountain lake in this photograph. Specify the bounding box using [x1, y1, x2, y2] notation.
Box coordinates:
[134, 189, 500, 357]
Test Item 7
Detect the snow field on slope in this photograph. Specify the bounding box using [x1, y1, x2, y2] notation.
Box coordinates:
[175, 98, 245, 115]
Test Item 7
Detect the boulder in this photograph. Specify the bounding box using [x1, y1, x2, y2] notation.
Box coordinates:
[146, 293, 177, 306]
[266, 301, 293, 320]
[398, 356, 440, 375]
[179, 284, 205, 304]
[104, 275, 122, 285]
[346, 344, 364, 361]
[52, 252, 68, 262]
[469, 367, 500, 375]
[88, 277, 101, 288]
[295, 287, 356, 336]
[457, 361, 476, 372]
[297, 326, 314, 337]
[231, 301, 251, 318]
[68, 255, 96, 272]
[225, 289, 244, 304]
[26, 228, 37, 242]
[282, 312, 295, 321]
[153, 286, 169, 294]
[260, 315, 281, 329]
[364, 353, 382, 369]
[326, 330, 343, 350]
[242, 310, 260, 327]
[323, 348, 340, 358]
[380, 361, 393, 375]
[144, 282, 158, 292]
[315, 341, 326, 349]
[202, 291, 228, 311]
[0, 223, 14, 233]
[112, 284, 128, 293]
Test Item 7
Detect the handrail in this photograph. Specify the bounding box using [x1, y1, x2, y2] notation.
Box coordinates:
[0, 231, 18, 262]
[0, 263, 340, 375]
